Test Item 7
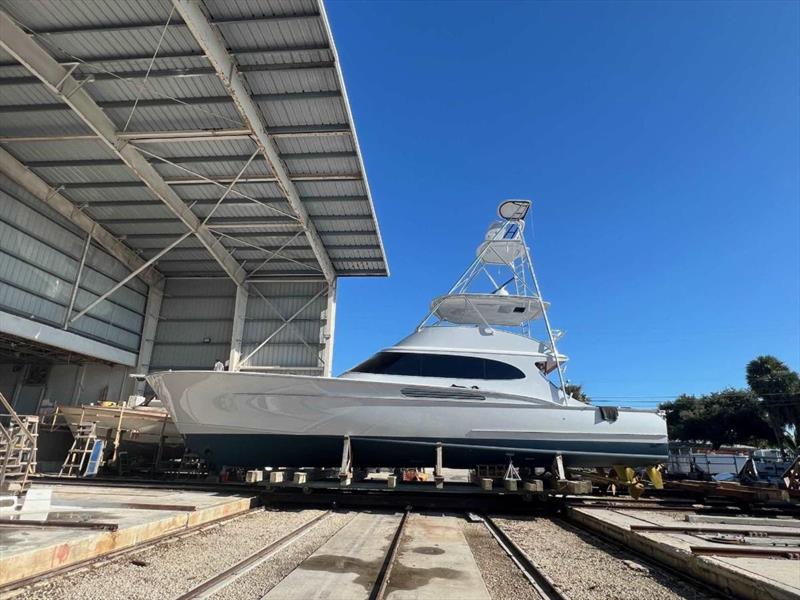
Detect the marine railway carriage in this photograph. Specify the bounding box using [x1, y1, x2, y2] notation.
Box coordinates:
[149, 201, 669, 470]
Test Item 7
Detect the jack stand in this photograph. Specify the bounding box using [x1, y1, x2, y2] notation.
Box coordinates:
[783, 456, 800, 493]
[434, 442, 444, 489]
[339, 435, 352, 487]
[504, 454, 521, 491]
[552, 453, 566, 480]
[738, 456, 759, 484]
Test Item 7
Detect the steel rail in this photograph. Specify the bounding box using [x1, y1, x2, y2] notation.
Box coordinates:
[557, 515, 724, 598]
[0, 506, 263, 595]
[176, 510, 332, 600]
[370, 510, 410, 600]
[481, 515, 570, 600]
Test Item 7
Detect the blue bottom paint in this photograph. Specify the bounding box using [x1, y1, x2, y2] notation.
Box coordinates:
[186, 433, 668, 470]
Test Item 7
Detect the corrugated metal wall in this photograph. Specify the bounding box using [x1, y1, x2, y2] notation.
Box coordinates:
[151, 278, 236, 371]
[242, 281, 329, 374]
[0, 174, 147, 353]
[150, 279, 331, 374]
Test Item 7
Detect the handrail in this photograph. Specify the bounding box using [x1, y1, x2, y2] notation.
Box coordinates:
[0, 393, 37, 446]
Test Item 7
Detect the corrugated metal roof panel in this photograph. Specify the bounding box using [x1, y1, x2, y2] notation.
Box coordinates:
[102, 103, 243, 133]
[244, 69, 339, 95]
[258, 96, 347, 127]
[216, 19, 327, 52]
[0, 0, 387, 277]
[203, 0, 318, 20]
[275, 134, 354, 154]
[2, 140, 116, 162]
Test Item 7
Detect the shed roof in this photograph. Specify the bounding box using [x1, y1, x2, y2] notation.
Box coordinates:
[0, 0, 387, 281]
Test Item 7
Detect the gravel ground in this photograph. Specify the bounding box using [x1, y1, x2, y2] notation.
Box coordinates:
[16, 508, 329, 600]
[461, 522, 541, 600]
[494, 516, 718, 600]
[210, 511, 356, 600]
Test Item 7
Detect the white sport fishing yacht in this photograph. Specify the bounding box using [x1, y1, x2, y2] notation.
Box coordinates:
[148, 201, 668, 469]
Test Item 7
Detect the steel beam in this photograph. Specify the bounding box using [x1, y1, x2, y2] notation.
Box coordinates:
[0, 146, 161, 287]
[24, 151, 356, 168]
[131, 281, 164, 395]
[59, 173, 361, 189]
[0, 310, 137, 366]
[3, 62, 337, 85]
[174, 0, 337, 284]
[0, 92, 341, 113]
[0, 44, 330, 68]
[68, 196, 366, 209]
[321, 280, 337, 377]
[63, 227, 93, 328]
[32, 12, 321, 36]
[68, 231, 193, 326]
[0, 125, 351, 144]
[0, 9, 246, 286]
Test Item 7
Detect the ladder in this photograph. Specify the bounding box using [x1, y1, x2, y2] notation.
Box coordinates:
[0, 393, 39, 501]
[59, 422, 98, 477]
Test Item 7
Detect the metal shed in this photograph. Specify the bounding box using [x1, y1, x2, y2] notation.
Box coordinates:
[0, 0, 387, 410]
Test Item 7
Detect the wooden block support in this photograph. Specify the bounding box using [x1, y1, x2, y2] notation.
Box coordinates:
[269, 471, 285, 484]
[504, 479, 518, 492]
[480, 478, 493, 491]
[523, 480, 544, 492]
[387, 475, 397, 489]
[245, 470, 263, 483]
[293, 472, 307, 485]
[556, 479, 592, 494]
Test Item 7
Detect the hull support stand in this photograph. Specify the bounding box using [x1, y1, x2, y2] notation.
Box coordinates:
[552, 453, 566, 481]
[435, 442, 444, 489]
[339, 435, 352, 487]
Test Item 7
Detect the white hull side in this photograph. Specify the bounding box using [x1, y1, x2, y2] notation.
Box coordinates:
[148, 370, 668, 468]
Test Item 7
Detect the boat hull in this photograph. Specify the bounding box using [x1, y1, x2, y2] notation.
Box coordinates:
[57, 405, 184, 459]
[147, 371, 669, 470]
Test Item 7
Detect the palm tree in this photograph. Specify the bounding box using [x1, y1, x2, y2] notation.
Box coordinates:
[565, 383, 591, 404]
[746, 355, 800, 449]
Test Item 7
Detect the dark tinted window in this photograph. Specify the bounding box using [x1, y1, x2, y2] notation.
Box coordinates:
[351, 352, 524, 380]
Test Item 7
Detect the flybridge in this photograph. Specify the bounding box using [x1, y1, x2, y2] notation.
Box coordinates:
[416, 200, 569, 400]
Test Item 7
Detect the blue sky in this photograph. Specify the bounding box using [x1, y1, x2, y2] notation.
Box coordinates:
[325, 0, 800, 406]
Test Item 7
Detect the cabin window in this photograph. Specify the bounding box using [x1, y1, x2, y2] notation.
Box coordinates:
[350, 352, 524, 380]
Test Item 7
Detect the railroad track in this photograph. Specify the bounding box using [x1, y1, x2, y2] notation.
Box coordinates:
[175, 509, 409, 600]
[177, 510, 334, 599]
[0, 506, 265, 595]
[480, 515, 570, 600]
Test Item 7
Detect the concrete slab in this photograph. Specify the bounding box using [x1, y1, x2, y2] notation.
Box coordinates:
[0, 482, 257, 588]
[263, 511, 402, 599]
[567, 506, 800, 600]
[384, 514, 490, 600]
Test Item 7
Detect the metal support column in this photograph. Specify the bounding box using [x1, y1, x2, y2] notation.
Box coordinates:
[131, 281, 164, 397]
[228, 284, 248, 372]
[321, 280, 337, 377]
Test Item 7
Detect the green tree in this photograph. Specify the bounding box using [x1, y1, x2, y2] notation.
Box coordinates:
[746, 356, 800, 448]
[659, 389, 775, 449]
[565, 383, 590, 404]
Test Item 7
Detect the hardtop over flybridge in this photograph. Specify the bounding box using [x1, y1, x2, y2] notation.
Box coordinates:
[147, 200, 669, 469]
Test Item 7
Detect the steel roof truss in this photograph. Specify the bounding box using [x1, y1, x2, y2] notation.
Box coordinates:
[174, 0, 336, 283]
[0, 8, 246, 286]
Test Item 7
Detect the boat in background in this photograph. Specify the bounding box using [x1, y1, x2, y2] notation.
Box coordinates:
[56, 401, 184, 460]
[148, 200, 668, 470]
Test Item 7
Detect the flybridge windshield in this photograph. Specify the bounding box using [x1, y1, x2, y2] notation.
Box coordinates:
[350, 352, 525, 380]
